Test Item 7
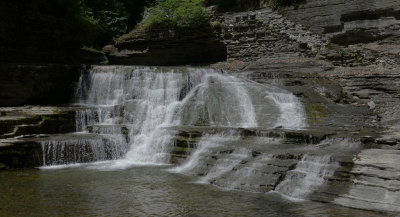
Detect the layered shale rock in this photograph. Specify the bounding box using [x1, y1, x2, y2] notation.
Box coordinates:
[0, 107, 76, 168]
[284, 0, 400, 45]
[214, 8, 328, 63]
[332, 149, 400, 212]
[103, 26, 227, 65]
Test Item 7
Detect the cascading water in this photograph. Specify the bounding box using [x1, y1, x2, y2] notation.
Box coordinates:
[44, 66, 291, 167]
[178, 73, 257, 127]
[274, 154, 339, 201]
[273, 138, 362, 200]
[267, 92, 307, 129]
[41, 134, 127, 166]
[41, 65, 335, 201]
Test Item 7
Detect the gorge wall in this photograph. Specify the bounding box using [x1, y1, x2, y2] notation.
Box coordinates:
[283, 0, 400, 45]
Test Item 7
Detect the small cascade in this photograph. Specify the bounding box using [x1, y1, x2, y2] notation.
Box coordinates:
[266, 92, 307, 129]
[212, 153, 276, 192]
[168, 134, 225, 174]
[169, 133, 286, 188]
[171, 135, 362, 197]
[169, 132, 245, 176]
[274, 154, 339, 200]
[40, 135, 127, 166]
[273, 138, 362, 200]
[199, 147, 251, 184]
[178, 74, 257, 127]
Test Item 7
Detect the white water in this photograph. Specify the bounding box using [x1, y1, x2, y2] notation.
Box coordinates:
[178, 73, 257, 127]
[274, 154, 339, 201]
[273, 138, 362, 200]
[62, 66, 278, 168]
[40, 135, 127, 166]
[42, 65, 308, 173]
[266, 92, 307, 129]
[168, 132, 245, 175]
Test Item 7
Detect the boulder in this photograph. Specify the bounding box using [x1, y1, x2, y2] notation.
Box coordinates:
[104, 26, 227, 65]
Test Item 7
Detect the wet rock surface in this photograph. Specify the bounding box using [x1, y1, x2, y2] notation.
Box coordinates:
[205, 1, 400, 212]
[0, 107, 76, 168]
[331, 149, 400, 213]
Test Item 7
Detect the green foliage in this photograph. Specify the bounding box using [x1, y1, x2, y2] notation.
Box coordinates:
[137, 0, 209, 30]
[80, 0, 129, 45]
[79, 0, 156, 47]
[1, 0, 157, 62]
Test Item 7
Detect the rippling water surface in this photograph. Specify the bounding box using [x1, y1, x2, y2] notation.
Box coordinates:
[0, 166, 389, 217]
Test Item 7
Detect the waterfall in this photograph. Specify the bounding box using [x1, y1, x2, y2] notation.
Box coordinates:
[40, 135, 127, 166]
[41, 66, 272, 167]
[41, 65, 308, 172]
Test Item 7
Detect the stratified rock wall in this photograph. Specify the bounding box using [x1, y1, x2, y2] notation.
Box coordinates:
[104, 27, 227, 65]
[216, 8, 328, 63]
[284, 0, 400, 44]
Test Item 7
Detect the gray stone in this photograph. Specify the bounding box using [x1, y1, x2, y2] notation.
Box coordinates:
[368, 101, 376, 110]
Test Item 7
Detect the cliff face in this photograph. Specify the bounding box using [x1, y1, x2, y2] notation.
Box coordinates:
[284, 0, 400, 45]
[104, 27, 227, 65]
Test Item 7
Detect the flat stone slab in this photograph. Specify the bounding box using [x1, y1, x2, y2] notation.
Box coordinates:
[355, 149, 400, 170]
[331, 149, 400, 213]
[0, 106, 75, 116]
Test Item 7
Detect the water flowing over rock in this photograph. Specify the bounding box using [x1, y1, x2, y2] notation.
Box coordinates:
[2, 61, 398, 213]
[26, 66, 398, 214]
[275, 154, 339, 200]
[62, 66, 306, 169]
[41, 134, 127, 166]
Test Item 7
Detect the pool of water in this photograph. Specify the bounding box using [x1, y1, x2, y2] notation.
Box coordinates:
[0, 164, 391, 217]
